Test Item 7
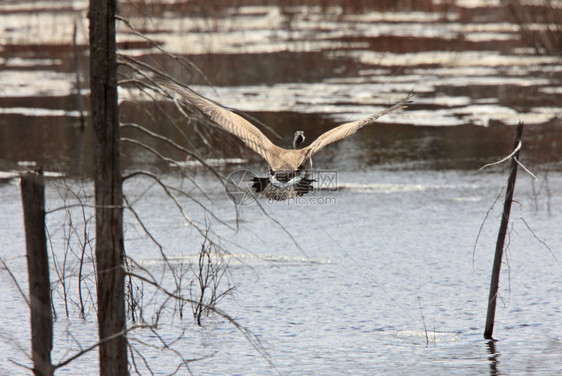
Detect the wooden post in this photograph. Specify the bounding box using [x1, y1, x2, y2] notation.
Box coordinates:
[89, 0, 128, 374]
[484, 122, 524, 339]
[21, 171, 54, 376]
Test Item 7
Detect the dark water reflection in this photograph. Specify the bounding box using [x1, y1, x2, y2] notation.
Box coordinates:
[487, 340, 500, 376]
[252, 111, 561, 170]
[144, 51, 364, 86]
[1, 102, 560, 178]
[1, 1, 561, 179]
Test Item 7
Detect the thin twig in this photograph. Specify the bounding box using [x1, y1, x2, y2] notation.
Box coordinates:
[126, 262, 276, 370]
[418, 296, 429, 346]
[0, 257, 30, 307]
[54, 325, 151, 370]
[473, 181, 506, 270]
[519, 217, 557, 262]
[115, 15, 216, 89]
[478, 141, 522, 171]
[514, 157, 537, 180]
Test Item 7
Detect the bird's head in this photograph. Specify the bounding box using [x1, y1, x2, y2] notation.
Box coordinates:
[292, 131, 305, 149]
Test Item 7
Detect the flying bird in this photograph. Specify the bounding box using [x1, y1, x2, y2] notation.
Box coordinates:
[157, 78, 411, 201]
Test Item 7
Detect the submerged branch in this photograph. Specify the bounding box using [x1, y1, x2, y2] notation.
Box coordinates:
[126, 261, 276, 370]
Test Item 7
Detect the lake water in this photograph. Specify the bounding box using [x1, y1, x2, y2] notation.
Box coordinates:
[1, 0, 561, 375]
[2, 169, 561, 375]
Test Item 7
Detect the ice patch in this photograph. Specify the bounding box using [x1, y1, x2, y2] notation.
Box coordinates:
[0, 70, 77, 97]
[0, 107, 83, 117]
[396, 330, 460, 343]
[337, 182, 455, 194]
[171, 158, 248, 168]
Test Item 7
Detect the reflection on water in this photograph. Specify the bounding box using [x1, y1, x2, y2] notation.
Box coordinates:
[487, 340, 500, 376]
[1, 0, 561, 177]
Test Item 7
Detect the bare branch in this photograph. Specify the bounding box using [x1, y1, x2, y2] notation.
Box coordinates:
[7, 358, 33, 372]
[115, 15, 216, 88]
[479, 141, 522, 171]
[121, 170, 215, 237]
[0, 257, 30, 307]
[126, 259, 276, 369]
[519, 217, 557, 262]
[54, 324, 151, 370]
[514, 157, 537, 180]
[123, 194, 179, 288]
[473, 182, 506, 270]
[120, 121, 233, 190]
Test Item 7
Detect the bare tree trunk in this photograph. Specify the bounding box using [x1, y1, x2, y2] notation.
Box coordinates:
[21, 171, 54, 376]
[89, 0, 128, 374]
[484, 122, 524, 340]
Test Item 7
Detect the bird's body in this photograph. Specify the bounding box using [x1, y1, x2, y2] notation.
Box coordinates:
[158, 78, 411, 201]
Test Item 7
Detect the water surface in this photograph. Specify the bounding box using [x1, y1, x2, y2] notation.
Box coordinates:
[1, 168, 561, 375]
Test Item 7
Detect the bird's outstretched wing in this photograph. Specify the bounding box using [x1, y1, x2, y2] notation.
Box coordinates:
[303, 97, 412, 158]
[157, 78, 281, 165]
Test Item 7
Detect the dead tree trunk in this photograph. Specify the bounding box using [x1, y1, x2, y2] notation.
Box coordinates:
[21, 171, 54, 376]
[484, 122, 524, 340]
[89, 0, 128, 374]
